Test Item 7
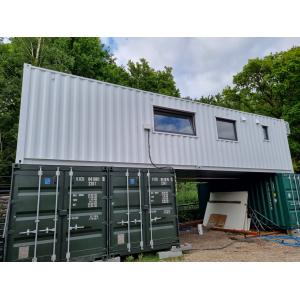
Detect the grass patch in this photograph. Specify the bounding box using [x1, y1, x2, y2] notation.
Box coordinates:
[124, 253, 183, 262]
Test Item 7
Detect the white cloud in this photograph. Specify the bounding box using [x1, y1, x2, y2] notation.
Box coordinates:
[104, 37, 300, 98]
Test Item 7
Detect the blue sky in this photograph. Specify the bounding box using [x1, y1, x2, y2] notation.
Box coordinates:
[101, 37, 300, 98]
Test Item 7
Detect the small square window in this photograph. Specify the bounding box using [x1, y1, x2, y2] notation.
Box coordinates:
[216, 117, 238, 141]
[262, 125, 269, 140]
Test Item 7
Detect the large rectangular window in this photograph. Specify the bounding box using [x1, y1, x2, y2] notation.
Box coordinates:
[153, 107, 196, 135]
[216, 117, 237, 141]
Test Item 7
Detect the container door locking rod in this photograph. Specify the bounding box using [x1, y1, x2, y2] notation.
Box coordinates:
[289, 174, 300, 229]
[66, 168, 73, 262]
[51, 167, 60, 262]
[32, 166, 43, 262]
[138, 170, 143, 250]
[147, 170, 154, 249]
[126, 169, 131, 252]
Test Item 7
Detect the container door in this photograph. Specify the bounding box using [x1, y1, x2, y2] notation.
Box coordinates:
[5, 166, 63, 262]
[281, 174, 300, 229]
[109, 169, 145, 256]
[61, 168, 108, 261]
[144, 170, 179, 251]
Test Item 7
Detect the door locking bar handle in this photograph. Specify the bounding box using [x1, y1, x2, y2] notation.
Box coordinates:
[32, 166, 43, 262]
[19, 229, 37, 235]
[117, 220, 129, 226]
[117, 219, 142, 225]
[130, 218, 142, 224]
[138, 169, 143, 250]
[69, 224, 85, 231]
[151, 217, 162, 222]
[52, 167, 60, 262]
[126, 169, 131, 252]
[66, 167, 73, 262]
[147, 170, 154, 249]
[39, 227, 55, 233]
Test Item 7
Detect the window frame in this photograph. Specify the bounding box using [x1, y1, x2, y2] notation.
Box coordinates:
[153, 106, 196, 136]
[262, 125, 269, 141]
[215, 117, 238, 141]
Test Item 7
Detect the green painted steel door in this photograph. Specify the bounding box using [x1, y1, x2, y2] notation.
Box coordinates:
[61, 168, 108, 261]
[5, 165, 179, 261]
[5, 166, 63, 261]
[277, 174, 300, 229]
[144, 170, 179, 251]
[5, 165, 108, 262]
[247, 173, 300, 230]
[108, 169, 179, 256]
[108, 169, 145, 255]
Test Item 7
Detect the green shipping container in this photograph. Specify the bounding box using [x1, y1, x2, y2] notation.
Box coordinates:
[4, 165, 179, 261]
[198, 174, 300, 231]
[248, 173, 300, 230]
[4, 165, 108, 262]
[108, 168, 179, 256]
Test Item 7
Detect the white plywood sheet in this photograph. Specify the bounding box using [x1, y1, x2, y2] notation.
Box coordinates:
[203, 191, 250, 230]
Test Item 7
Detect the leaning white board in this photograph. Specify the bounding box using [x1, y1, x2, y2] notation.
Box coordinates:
[203, 191, 250, 230]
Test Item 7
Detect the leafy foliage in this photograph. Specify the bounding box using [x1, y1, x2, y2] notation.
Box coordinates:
[127, 58, 180, 97]
[176, 182, 198, 205]
[0, 38, 179, 182]
[198, 47, 300, 171]
[0, 37, 299, 188]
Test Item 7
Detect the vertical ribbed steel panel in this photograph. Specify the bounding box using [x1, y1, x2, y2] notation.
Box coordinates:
[248, 174, 300, 230]
[16, 64, 293, 173]
[4, 164, 108, 262]
[108, 168, 179, 256]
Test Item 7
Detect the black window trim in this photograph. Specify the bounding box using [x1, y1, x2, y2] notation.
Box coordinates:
[262, 125, 269, 141]
[216, 117, 238, 141]
[153, 106, 196, 136]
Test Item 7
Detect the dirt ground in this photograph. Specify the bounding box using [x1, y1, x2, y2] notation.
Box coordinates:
[180, 227, 300, 262]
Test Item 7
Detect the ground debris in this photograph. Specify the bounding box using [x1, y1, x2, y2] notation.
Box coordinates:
[180, 229, 300, 262]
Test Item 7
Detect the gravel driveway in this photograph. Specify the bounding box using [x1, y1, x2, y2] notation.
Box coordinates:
[180, 228, 300, 262]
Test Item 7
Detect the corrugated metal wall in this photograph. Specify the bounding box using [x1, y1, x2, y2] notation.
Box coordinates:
[16, 64, 293, 173]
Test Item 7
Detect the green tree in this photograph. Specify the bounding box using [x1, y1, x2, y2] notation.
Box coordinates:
[219, 46, 300, 170]
[127, 58, 180, 97]
[0, 38, 180, 182]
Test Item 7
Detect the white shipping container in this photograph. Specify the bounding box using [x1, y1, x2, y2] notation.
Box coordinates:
[16, 64, 293, 173]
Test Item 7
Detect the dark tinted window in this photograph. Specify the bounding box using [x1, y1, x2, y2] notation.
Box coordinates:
[262, 125, 269, 140]
[216, 118, 237, 141]
[154, 107, 196, 135]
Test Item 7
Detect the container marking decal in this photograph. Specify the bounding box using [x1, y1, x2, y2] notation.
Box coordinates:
[129, 178, 137, 185]
[44, 178, 52, 185]
[88, 193, 98, 208]
[75, 177, 85, 182]
[18, 246, 29, 259]
[117, 233, 125, 245]
[161, 191, 169, 203]
[89, 215, 99, 221]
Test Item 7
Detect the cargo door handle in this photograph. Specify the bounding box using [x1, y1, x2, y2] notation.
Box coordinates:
[130, 218, 141, 224]
[151, 217, 162, 223]
[19, 229, 37, 235]
[39, 227, 55, 233]
[69, 224, 85, 231]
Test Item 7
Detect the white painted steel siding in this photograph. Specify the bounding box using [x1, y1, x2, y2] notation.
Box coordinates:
[16, 64, 293, 173]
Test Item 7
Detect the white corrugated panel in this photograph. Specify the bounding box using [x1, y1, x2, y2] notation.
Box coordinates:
[16, 64, 293, 173]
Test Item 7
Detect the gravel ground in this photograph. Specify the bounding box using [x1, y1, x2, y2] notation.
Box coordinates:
[180, 228, 300, 262]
